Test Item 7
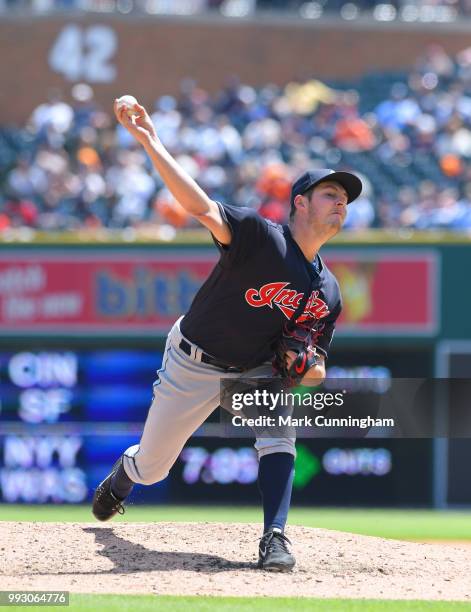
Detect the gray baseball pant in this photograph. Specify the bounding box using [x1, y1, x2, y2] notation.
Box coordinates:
[122, 317, 296, 485]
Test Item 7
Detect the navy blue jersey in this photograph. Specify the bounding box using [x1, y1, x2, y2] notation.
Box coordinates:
[180, 203, 342, 368]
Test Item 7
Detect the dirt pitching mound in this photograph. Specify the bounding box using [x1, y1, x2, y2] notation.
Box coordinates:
[1, 522, 470, 600]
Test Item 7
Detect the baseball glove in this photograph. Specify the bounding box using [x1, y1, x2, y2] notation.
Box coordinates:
[272, 320, 319, 385]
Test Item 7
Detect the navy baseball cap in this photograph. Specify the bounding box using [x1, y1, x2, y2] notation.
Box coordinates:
[290, 169, 363, 209]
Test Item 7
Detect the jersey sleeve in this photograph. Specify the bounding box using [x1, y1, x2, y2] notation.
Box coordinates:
[312, 299, 342, 359]
[212, 202, 268, 267]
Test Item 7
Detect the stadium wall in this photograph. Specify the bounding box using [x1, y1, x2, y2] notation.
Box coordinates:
[1, 238, 470, 508]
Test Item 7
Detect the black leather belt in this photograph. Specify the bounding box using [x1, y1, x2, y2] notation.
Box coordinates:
[179, 338, 245, 373]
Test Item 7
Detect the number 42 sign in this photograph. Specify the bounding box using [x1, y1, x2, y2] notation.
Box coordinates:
[48, 24, 117, 83]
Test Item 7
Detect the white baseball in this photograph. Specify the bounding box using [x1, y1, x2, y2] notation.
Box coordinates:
[116, 95, 139, 117]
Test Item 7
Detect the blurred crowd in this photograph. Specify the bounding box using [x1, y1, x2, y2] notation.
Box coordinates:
[2, 0, 471, 17]
[3, 44, 471, 233]
[258, 0, 471, 17]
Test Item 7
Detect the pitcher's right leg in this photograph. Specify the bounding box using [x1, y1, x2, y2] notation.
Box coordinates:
[122, 335, 224, 485]
[92, 321, 223, 521]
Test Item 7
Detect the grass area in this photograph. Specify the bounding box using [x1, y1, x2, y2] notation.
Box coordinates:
[1, 505, 471, 541]
[65, 595, 471, 611]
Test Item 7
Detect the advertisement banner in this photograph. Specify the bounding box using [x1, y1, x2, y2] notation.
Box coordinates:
[327, 251, 438, 334]
[0, 249, 438, 335]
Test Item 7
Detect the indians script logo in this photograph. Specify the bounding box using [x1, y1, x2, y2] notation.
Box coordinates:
[245, 282, 329, 321]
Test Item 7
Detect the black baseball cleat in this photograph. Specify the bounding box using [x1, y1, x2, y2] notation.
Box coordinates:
[258, 527, 296, 572]
[92, 457, 127, 521]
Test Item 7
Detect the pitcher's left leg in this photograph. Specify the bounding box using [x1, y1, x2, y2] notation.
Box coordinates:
[255, 438, 296, 572]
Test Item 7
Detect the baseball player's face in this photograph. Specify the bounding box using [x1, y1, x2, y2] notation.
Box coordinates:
[306, 181, 348, 235]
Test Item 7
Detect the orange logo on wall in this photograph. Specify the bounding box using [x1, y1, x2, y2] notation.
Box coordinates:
[329, 263, 376, 324]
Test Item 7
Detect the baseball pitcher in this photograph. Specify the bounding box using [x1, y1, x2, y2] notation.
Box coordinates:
[92, 97, 362, 572]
